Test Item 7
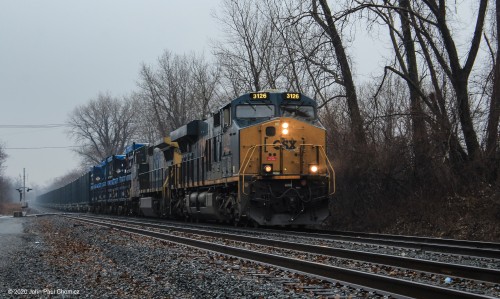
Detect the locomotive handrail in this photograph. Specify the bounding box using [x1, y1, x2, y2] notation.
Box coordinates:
[317, 145, 336, 195]
[238, 144, 260, 195]
[297, 143, 335, 196]
[239, 143, 335, 196]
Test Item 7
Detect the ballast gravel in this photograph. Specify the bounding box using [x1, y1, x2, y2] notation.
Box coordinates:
[0, 216, 328, 298]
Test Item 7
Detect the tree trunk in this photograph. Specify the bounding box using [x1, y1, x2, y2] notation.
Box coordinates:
[454, 76, 481, 161]
[313, 0, 367, 149]
[430, 0, 487, 161]
[486, 0, 500, 179]
[399, 0, 428, 176]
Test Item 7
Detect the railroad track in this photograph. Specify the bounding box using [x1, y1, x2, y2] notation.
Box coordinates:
[322, 230, 500, 251]
[80, 213, 500, 256]
[268, 228, 500, 259]
[32, 209, 500, 258]
[78, 213, 500, 260]
[66, 214, 498, 299]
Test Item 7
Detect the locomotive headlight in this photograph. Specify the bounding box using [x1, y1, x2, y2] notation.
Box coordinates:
[281, 122, 289, 135]
[310, 165, 318, 173]
[263, 164, 273, 174]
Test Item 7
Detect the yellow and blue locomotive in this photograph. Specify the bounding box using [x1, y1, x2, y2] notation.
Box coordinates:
[37, 91, 334, 226]
[134, 91, 335, 225]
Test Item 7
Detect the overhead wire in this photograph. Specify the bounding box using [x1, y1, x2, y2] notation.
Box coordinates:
[0, 124, 68, 128]
[4, 146, 78, 150]
[0, 124, 74, 149]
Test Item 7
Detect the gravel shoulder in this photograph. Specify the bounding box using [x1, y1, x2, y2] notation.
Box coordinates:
[0, 216, 314, 298]
[0, 217, 27, 274]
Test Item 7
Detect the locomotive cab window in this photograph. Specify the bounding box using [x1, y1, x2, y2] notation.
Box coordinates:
[236, 104, 275, 119]
[213, 111, 221, 127]
[280, 105, 315, 120]
[223, 106, 231, 127]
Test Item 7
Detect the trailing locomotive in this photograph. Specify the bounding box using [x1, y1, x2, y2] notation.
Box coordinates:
[37, 91, 335, 226]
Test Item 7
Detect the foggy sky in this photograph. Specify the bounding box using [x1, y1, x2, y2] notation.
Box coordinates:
[0, 0, 222, 189]
[0, 0, 396, 192]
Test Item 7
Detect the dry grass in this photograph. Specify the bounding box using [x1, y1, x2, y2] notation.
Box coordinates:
[0, 202, 22, 215]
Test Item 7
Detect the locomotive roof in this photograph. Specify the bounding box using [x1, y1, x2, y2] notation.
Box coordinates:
[124, 142, 147, 155]
[106, 155, 125, 163]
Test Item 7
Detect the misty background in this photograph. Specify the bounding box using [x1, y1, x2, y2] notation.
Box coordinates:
[0, 0, 223, 189]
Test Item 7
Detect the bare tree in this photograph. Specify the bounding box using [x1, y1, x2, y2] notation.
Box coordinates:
[486, 0, 500, 172]
[67, 92, 139, 165]
[360, 0, 432, 178]
[214, 0, 360, 139]
[398, 0, 488, 162]
[0, 142, 6, 173]
[131, 92, 162, 143]
[310, 0, 367, 149]
[0, 142, 13, 204]
[137, 51, 222, 137]
[354, 0, 491, 174]
[259, 0, 340, 105]
[190, 53, 224, 118]
[214, 0, 290, 96]
[0, 177, 14, 204]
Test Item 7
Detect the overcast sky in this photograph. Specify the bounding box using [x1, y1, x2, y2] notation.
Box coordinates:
[0, 0, 403, 193]
[0, 0, 223, 188]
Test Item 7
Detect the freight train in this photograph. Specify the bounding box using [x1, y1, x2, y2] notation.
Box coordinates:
[37, 91, 335, 226]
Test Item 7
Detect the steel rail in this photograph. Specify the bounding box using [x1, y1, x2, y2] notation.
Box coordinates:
[297, 229, 500, 251]
[81, 214, 500, 259]
[66, 216, 495, 299]
[72, 214, 500, 259]
[75, 215, 500, 284]
[259, 228, 500, 259]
